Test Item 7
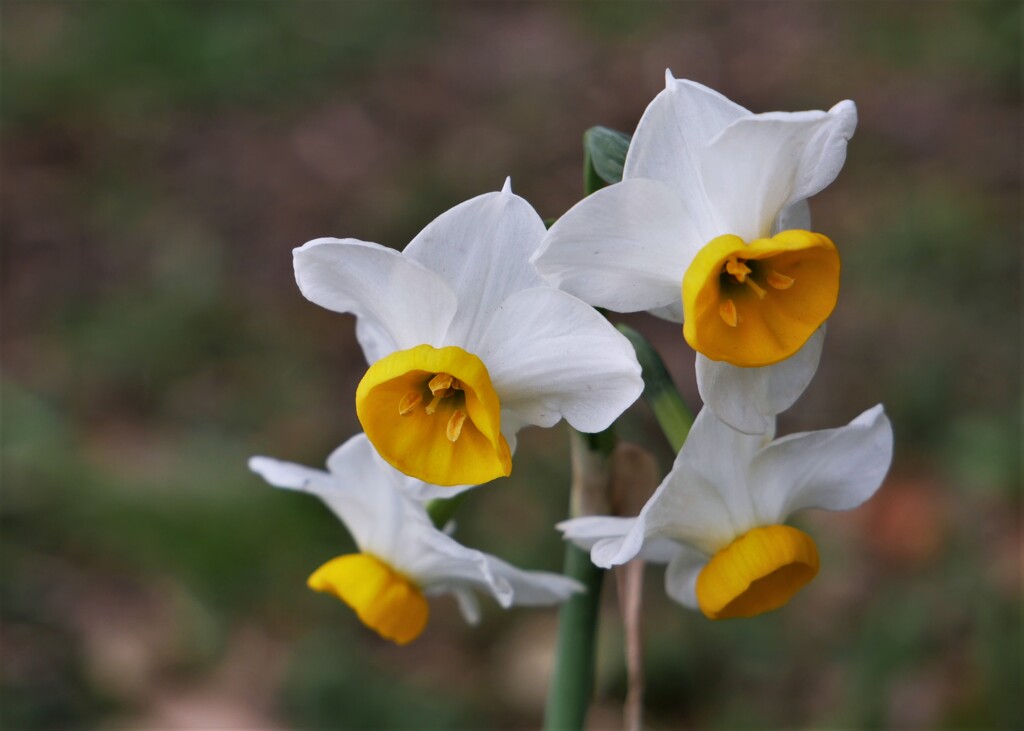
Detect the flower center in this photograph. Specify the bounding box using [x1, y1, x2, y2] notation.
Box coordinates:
[308, 553, 429, 645]
[695, 524, 819, 620]
[681, 230, 840, 367]
[398, 371, 469, 441]
[356, 344, 512, 487]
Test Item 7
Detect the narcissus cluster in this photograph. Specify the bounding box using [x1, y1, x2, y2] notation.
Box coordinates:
[250, 73, 892, 647]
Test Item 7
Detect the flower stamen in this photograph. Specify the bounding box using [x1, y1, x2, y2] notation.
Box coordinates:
[398, 391, 422, 416]
[446, 409, 467, 442]
[719, 298, 739, 327]
[725, 257, 751, 283]
[744, 277, 767, 300]
[766, 270, 795, 290]
[428, 373, 454, 394]
[424, 392, 444, 415]
[422, 372, 460, 415]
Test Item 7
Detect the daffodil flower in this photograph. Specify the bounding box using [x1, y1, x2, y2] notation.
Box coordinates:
[532, 73, 856, 427]
[559, 405, 892, 620]
[293, 180, 643, 487]
[249, 434, 583, 645]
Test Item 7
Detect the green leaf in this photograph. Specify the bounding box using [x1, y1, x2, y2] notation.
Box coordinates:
[616, 323, 694, 451]
[582, 126, 631, 194]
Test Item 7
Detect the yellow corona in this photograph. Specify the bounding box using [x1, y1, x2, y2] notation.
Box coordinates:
[356, 344, 511, 486]
[695, 525, 820, 620]
[683, 230, 840, 367]
[308, 553, 429, 645]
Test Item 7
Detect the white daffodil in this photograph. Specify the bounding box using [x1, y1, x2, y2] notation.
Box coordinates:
[293, 180, 643, 487]
[532, 73, 856, 430]
[250, 434, 582, 645]
[559, 405, 892, 620]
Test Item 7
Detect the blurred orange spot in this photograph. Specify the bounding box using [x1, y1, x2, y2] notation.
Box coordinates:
[858, 472, 948, 567]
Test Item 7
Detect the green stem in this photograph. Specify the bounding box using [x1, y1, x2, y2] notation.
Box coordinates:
[616, 324, 694, 452]
[542, 133, 638, 730]
[544, 428, 614, 731]
[544, 542, 605, 731]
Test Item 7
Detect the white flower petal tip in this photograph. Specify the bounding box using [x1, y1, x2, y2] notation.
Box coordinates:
[751, 402, 894, 519]
[556, 516, 635, 551]
[590, 532, 644, 569]
[664, 68, 675, 86]
[501, 176, 513, 194]
[248, 455, 331, 493]
[291, 236, 335, 257]
[452, 589, 481, 625]
[481, 555, 584, 607]
[559, 514, 687, 568]
[292, 237, 458, 360]
[829, 99, 858, 133]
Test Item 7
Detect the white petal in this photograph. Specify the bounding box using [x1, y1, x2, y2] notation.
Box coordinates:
[413, 543, 580, 610]
[749, 404, 894, 525]
[624, 78, 749, 241]
[248, 451, 383, 550]
[476, 287, 643, 433]
[451, 587, 482, 625]
[696, 326, 825, 434]
[663, 544, 709, 610]
[324, 435, 474, 516]
[402, 187, 547, 348]
[403, 530, 512, 600]
[293, 238, 457, 358]
[324, 433, 478, 505]
[396, 479, 479, 503]
[591, 408, 771, 564]
[250, 437, 412, 555]
[774, 198, 811, 233]
[354, 317, 396, 366]
[700, 102, 857, 241]
[482, 555, 584, 606]
[669, 407, 771, 524]
[558, 516, 681, 564]
[647, 299, 684, 323]
[499, 410, 527, 448]
[320, 435, 426, 556]
[557, 515, 633, 550]
[248, 455, 334, 494]
[532, 179, 697, 319]
[319, 442, 530, 600]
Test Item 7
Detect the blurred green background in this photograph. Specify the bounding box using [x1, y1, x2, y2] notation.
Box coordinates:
[2, 2, 1019, 729]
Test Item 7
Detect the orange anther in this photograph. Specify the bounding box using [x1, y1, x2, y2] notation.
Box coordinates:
[446, 410, 467, 442]
[719, 299, 739, 327]
[725, 258, 752, 283]
[398, 391, 422, 416]
[766, 270, 795, 290]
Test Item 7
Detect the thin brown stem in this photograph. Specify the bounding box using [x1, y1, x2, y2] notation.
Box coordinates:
[616, 560, 646, 731]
